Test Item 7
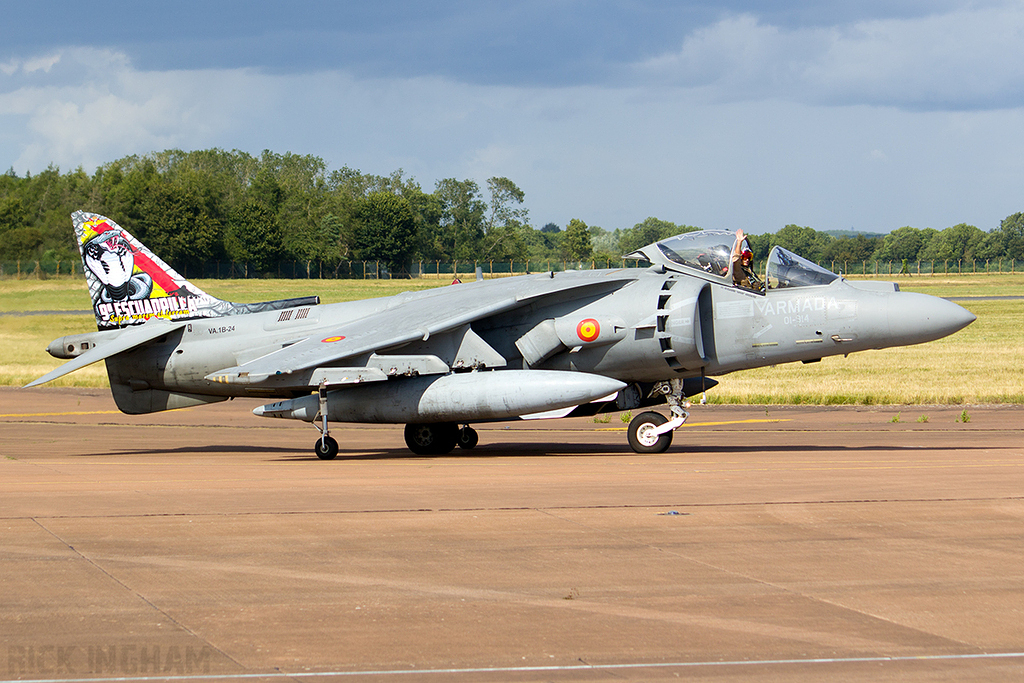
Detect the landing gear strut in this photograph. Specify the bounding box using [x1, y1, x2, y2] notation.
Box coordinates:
[312, 380, 339, 460]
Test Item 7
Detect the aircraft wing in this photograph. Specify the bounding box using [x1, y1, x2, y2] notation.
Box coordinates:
[25, 318, 188, 388]
[206, 273, 635, 386]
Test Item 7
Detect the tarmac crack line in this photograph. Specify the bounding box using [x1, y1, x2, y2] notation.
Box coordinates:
[78, 546, 910, 654]
[534, 507, 984, 654]
[4, 494, 1024, 521]
[26, 518, 250, 676]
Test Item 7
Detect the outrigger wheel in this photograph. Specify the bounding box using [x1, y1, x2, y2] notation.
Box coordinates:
[457, 425, 479, 450]
[627, 411, 673, 454]
[315, 435, 339, 460]
[404, 422, 459, 455]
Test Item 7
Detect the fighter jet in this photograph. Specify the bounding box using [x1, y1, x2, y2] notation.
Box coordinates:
[28, 211, 976, 458]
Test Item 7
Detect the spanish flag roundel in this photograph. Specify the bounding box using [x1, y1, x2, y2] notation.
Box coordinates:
[576, 318, 600, 343]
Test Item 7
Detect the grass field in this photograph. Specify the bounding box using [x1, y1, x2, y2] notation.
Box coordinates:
[2, 274, 1021, 403]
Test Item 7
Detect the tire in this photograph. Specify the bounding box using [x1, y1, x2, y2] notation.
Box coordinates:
[457, 426, 479, 450]
[314, 436, 339, 460]
[404, 423, 459, 455]
[627, 411, 673, 454]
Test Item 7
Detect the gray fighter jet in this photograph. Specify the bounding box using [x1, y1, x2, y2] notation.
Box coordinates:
[29, 211, 976, 458]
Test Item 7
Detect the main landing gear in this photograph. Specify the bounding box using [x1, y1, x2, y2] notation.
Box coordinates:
[309, 376, 480, 459]
[404, 423, 478, 455]
[626, 379, 691, 454]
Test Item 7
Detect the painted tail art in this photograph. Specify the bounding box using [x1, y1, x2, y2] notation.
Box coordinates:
[74, 211, 318, 330]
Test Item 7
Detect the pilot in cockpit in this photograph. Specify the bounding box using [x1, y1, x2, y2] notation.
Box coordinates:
[731, 230, 765, 292]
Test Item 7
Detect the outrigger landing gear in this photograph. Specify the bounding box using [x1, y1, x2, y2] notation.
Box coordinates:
[457, 425, 478, 450]
[626, 379, 691, 454]
[313, 380, 339, 460]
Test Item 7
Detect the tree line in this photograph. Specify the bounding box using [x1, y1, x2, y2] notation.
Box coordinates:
[1, 148, 1022, 274]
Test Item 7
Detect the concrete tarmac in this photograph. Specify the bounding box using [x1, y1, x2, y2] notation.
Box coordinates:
[2, 387, 1023, 682]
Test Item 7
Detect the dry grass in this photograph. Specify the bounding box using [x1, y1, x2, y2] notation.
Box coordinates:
[711, 299, 1021, 404]
[0, 314, 106, 387]
[849, 272, 1024, 297]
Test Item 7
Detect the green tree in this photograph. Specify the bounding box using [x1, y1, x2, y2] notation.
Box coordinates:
[434, 178, 486, 260]
[770, 225, 832, 263]
[562, 218, 593, 260]
[1000, 212, 1024, 260]
[0, 196, 28, 232]
[290, 213, 344, 277]
[822, 234, 880, 266]
[978, 212, 1024, 260]
[873, 226, 926, 262]
[351, 191, 416, 271]
[919, 224, 984, 261]
[0, 227, 44, 260]
[617, 217, 698, 254]
[134, 177, 221, 272]
[480, 177, 530, 260]
[224, 201, 283, 275]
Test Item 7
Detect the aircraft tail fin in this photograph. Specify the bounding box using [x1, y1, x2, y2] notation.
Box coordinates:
[73, 211, 318, 330]
[74, 211, 222, 330]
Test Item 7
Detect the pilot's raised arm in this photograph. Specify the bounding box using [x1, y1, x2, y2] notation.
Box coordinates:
[730, 230, 753, 288]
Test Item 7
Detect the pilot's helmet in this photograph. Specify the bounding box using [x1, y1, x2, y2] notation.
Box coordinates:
[741, 249, 753, 261]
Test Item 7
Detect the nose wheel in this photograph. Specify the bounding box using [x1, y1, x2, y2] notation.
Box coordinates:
[627, 411, 674, 453]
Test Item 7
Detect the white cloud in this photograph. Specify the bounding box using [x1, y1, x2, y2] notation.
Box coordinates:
[637, 3, 1024, 110]
[0, 48, 272, 172]
[22, 53, 62, 74]
[1, 44, 1024, 236]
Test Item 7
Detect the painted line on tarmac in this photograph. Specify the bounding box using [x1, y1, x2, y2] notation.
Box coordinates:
[597, 418, 788, 431]
[0, 310, 93, 316]
[0, 410, 121, 417]
[5, 651, 1024, 682]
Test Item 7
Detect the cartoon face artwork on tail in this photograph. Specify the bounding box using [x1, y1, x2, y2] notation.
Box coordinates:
[74, 211, 217, 329]
[75, 211, 323, 331]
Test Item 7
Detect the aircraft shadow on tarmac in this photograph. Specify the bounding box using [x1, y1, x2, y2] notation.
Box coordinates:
[81, 441, 997, 460]
[271, 441, 991, 462]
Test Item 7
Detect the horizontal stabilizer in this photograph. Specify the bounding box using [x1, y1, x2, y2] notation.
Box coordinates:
[25, 319, 187, 388]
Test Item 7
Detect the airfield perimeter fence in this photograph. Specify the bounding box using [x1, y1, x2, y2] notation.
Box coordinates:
[1, 257, 1020, 280]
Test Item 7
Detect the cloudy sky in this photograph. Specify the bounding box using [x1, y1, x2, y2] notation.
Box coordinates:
[2, 1, 1023, 234]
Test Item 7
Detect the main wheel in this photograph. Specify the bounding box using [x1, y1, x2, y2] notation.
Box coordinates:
[627, 411, 673, 454]
[404, 423, 459, 455]
[457, 426, 479, 450]
[314, 435, 339, 460]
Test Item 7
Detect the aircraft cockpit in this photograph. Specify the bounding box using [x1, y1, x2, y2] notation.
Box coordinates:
[765, 246, 839, 289]
[626, 231, 841, 292]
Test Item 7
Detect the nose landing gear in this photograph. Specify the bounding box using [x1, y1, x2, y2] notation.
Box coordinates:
[626, 379, 691, 454]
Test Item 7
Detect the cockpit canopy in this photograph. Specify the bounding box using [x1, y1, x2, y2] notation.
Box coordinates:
[625, 230, 839, 291]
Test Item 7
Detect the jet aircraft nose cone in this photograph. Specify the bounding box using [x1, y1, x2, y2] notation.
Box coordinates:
[887, 293, 975, 346]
